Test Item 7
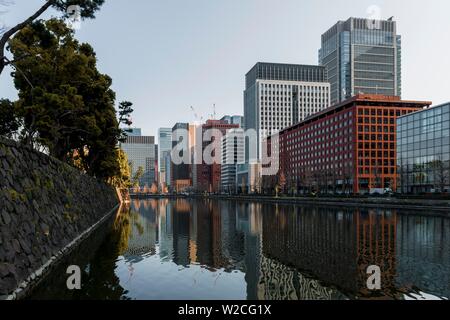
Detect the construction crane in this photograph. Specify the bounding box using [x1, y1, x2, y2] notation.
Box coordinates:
[190, 106, 203, 123]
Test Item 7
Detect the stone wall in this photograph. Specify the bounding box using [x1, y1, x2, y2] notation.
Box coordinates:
[0, 137, 119, 298]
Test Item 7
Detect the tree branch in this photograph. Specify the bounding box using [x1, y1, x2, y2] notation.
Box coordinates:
[0, 0, 54, 75]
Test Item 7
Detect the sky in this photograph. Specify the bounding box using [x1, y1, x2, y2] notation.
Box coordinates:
[1, 0, 450, 138]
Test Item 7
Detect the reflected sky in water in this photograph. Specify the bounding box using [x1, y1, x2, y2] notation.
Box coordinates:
[31, 199, 450, 300]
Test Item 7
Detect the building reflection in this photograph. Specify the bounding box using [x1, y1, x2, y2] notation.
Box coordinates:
[120, 199, 450, 299]
[122, 200, 158, 262]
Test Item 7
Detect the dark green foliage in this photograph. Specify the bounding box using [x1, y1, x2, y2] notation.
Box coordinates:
[0, 0, 105, 76]
[0, 99, 21, 138]
[118, 101, 134, 142]
[9, 18, 132, 182]
[51, 0, 106, 19]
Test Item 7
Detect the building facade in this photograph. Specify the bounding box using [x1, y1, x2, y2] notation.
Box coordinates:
[122, 135, 157, 187]
[319, 17, 402, 105]
[171, 123, 191, 188]
[269, 95, 430, 194]
[220, 129, 245, 193]
[244, 62, 330, 159]
[158, 128, 172, 187]
[397, 102, 450, 193]
[125, 128, 142, 137]
[236, 163, 262, 194]
[221, 115, 245, 130]
[194, 120, 239, 193]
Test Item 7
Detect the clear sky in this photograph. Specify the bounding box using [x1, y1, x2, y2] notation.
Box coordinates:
[1, 0, 450, 137]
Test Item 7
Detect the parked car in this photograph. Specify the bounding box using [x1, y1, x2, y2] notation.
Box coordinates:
[369, 188, 393, 196]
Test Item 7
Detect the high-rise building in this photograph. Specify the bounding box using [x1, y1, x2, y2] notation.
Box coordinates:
[244, 62, 330, 159]
[397, 102, 450, 194]
[220, 129, 245, 193]
[268, 95, 431, 194]
[194, 120, 239, 193]
[158, 128, 172, 186]
[171, 123, 191, 189]
[164, 152, 172, 189]
[319, 17, 402, 105]
[221, 115, 245, 130]
[122, 135, 157, 187]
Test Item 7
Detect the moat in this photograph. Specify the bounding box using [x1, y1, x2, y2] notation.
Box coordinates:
[30, 199, 450, 300]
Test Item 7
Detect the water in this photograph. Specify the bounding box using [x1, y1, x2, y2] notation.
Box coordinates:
[30, 199, 450, 300]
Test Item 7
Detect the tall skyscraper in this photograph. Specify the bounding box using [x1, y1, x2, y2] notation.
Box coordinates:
[158, 128, 172, 186]
[122, 135, 156, 187]
[220, 128, 245, 193]
[171, 123, 191, 190]
[319, 17, 402, 105]
[244, 62, 330, 159]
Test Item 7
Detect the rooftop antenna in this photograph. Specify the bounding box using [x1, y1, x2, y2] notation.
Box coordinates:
[210, 103, 217, 120]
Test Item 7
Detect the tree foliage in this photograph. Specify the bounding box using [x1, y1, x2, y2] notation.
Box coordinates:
[132, 166, 144, 188]
[118, 101, 134, 142]
[8, 18, 132, 182]
[1, 0, 105, 75]
[0, 98, 21, 138]
[109, 148, 132, 189]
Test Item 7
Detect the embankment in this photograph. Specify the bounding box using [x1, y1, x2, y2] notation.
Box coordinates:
[0, 137, 119, 299]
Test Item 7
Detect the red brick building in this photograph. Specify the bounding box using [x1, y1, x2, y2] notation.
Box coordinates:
[270, 95, 431, 194]
[194, 120, 239, 193]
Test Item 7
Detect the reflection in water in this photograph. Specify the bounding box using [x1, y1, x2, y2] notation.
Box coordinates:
[32, 200, 450, 300]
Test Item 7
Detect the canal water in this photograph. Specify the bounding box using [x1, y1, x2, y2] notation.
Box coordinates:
[30, 199, 450, 300]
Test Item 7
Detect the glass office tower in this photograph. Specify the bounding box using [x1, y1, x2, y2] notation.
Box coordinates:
[158, 128, 172, 186]
[122, 136, 156, 187]
[397, 103, 450, 194]
[319, 17, 402, 105]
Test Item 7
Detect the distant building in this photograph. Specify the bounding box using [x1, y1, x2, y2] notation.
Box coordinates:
[244, 62, 330, 159]
[125, 128, 142, 137]
[319, 17, 402, 105]
[172, 123, 191, 187]
[154, 144, 158, 185]
[220, 129, 245, 193]
[236, 163, 262, 194]
[158, 128, 172, 187]
[221, 115, 245, 130]
[194, 120, 239, 193]
[122, 135, 156, 187]
[268, 95, 431, 194]
[164, 152, 172, 189]
[397, 102, 450, 193]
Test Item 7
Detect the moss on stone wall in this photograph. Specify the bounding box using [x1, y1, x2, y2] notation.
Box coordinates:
[0, 137, 119, 297]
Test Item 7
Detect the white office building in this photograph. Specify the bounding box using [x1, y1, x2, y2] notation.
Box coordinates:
[244, 63, 331, 159]
[220, 129, 245, 193]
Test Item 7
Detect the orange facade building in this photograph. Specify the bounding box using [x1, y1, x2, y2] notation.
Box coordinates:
[275, 95, 431, 194]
